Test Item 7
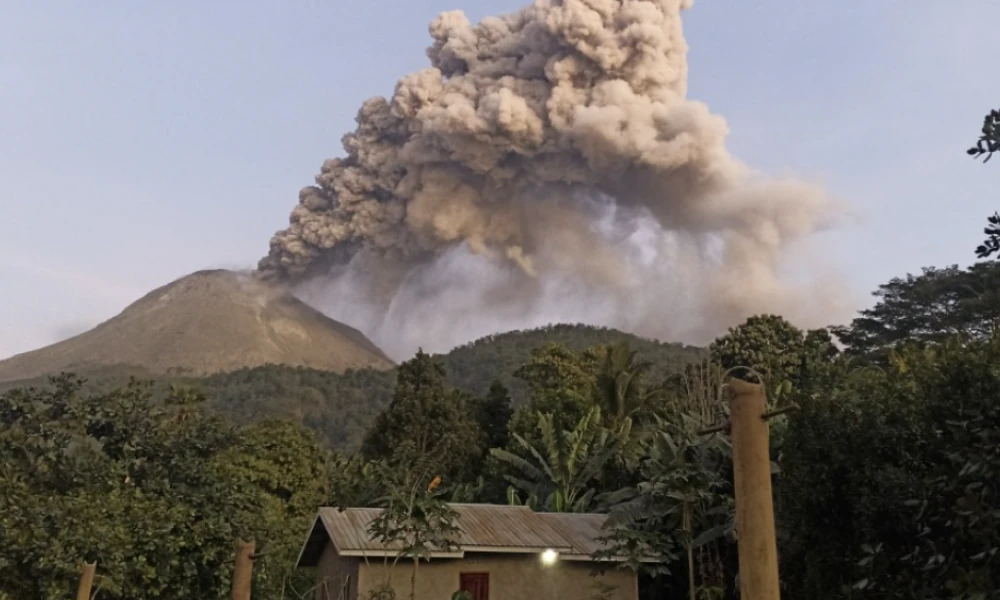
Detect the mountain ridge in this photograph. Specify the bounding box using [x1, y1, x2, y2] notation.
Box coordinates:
[0, 323, 704, 449]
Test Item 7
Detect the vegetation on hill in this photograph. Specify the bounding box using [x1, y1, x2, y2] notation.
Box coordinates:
[438, 323, 705, 401]
[0, 324, 703, 450]
[6, 257, 1000, 598]
[208, 325, 702, 449]
[195, 365, 396, 449]
[0, 364, 161, 395]
[6, 98, 1000, 600]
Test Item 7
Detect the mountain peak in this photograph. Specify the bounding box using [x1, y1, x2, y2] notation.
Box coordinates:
[0, 269, 393, 382]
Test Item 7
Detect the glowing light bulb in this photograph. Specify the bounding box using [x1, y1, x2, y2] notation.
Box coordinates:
[541, 549, 558, 565]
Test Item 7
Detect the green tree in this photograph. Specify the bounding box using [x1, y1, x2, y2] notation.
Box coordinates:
[491, 407, 623, 512]
[968, 108, 1000, 163]
[361, 351, 481, 485]
[667, 360, 727, 428]
[778, 360, 928, 599]
[592, 342, 658, 426]
[709, 315, 837, 402]
[967, 108, 1000, 258]
[471, 380, 513, 452]
[0, 378, 263, 599]
[513, 343, 599, 426]
[438, 324, 704, 401]
[849, 339, 1000, 599]
[600, 414, 734, 600]
[198, 364, 396, 450]
[507, 342, 603, 453]
[831, 263, 1000, 359]
[367, 469, 462, 600]
[0, 376, 333, 600]
[330, 454, 390, 509]
[975, 213, 1000, 260]
[217, 420, 332, 597]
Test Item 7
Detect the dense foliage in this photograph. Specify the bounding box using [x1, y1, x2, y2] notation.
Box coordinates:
[781, 338, 1000, 598]
[710, 314, 839, 391]
[831, 262, 1000, 360]
[0, 379, 328, 600]
[198, 365, 396, 450]
[0, 324, 704, 452]
[440, 324, 705, 400]
[361, 351, 481, 485]
[5, 259, 1000, 598]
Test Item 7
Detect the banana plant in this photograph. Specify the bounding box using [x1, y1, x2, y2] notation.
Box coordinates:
[490, 407, 626, 513]
[592, 342, 658, 426]
[601, 414, 734, 599]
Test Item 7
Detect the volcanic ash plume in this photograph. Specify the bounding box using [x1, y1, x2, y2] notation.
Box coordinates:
[257, 0, 852, 359]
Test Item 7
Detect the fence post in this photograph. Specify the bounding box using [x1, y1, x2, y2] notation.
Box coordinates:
[728, 379, 781, 600]
[76, 562, 97, 600]
[231, 540, 255, 600]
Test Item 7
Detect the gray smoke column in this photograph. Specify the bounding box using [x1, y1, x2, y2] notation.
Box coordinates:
[257, 0, 853, 359]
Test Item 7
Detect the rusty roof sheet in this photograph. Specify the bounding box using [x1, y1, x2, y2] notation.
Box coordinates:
[298, 503, 628, 566]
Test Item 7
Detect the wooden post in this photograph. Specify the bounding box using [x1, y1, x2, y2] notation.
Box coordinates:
[231, 540, 255, 600]
[728, 379, 781, 600]
[76, 562, 97, 600]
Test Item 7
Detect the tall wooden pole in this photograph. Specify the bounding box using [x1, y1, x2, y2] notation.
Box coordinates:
[728, 379, 781, 600]
[231, 540, 255, 600]
[76, 562, 97, 600]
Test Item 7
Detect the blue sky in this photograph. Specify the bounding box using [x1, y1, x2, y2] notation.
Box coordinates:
[1, 0, 997, 359]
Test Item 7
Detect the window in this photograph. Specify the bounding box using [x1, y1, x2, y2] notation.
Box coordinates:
[459, 572, 489, 600]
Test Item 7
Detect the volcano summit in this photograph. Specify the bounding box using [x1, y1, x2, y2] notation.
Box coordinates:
[0, 270, 393, 383]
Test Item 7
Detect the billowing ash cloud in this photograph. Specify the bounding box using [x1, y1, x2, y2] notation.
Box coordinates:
[257, 0, 853, 360]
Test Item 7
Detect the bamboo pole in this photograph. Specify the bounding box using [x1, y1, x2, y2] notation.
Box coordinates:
[231, 540, 255, 600]
[728, 379, 781, 600]
[76, 562, 97, 600]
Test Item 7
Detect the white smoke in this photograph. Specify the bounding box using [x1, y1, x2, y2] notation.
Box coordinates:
[260, 0, 853, 359]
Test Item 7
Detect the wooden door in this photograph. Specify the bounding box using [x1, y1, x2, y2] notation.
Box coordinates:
[459, 572, 489, 600]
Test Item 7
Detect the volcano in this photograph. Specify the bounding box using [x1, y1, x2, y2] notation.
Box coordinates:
[0, 270, 393, 383]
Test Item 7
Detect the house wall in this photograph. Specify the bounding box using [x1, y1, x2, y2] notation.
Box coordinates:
[315, 544, 360, 600]
[356, 553, 637, 600]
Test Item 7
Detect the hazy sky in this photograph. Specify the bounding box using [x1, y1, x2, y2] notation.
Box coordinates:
[1, 0, 998, 359]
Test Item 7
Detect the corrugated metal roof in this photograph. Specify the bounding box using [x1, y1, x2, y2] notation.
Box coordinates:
[448, 504, 574, 552]
[319, 507, 386, 554]
[537, 513, 614, 560]
[298, 503, 628, 566]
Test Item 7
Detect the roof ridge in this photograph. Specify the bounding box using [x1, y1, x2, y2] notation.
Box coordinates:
[448, 502, 531, 508]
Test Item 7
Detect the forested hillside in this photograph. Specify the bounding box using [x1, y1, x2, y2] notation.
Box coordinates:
[438, 323, 705, 400]
[7, 261, 1000, 599]
[0, 324, 703, 449]
[196, 366, 396, 449]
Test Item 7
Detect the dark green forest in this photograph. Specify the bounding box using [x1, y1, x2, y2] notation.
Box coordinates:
[0, 325, 703, 450]
[439, 324, 705, 399]
[5, 259, 1000, 599]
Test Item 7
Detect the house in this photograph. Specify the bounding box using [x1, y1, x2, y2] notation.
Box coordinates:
[296, 503, 640, 600]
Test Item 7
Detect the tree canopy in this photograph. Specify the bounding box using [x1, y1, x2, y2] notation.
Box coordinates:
[967, 108, 1000, 258]
[5, 254, 1000, 599]
[780, 338, 1000, 598]
[361, 351, 481, 486]
[709, 314, 838, 396]
[831, 262, 1000, 358]
[0, 377, 325, 600]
